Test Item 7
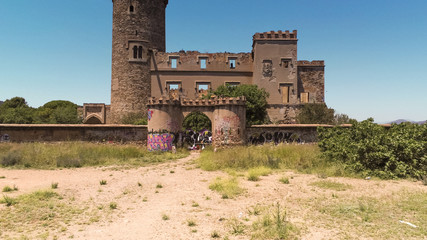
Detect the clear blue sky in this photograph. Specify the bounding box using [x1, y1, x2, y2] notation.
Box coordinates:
[1, 0, 426, 123]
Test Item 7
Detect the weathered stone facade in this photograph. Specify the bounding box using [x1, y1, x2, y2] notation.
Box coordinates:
[110, 0, 167, 124]
[85, 1, 325, 126]
[147, 97, 246, 148]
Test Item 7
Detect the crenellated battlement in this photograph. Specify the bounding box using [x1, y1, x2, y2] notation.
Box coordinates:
[147, 97, 246, 106]
[253, 30, 297, 41]
[297, 60, 325, 66]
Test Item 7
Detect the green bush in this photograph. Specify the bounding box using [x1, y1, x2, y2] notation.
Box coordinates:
[318, 119, 427, 179]
[1, 150, 22, 166]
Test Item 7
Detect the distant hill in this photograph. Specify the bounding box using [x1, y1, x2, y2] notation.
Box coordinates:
[388, 119, 426, 125]
[0, 100, 3, 107]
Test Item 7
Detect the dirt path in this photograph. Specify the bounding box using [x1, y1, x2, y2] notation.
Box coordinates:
[0, 152, 425, 240]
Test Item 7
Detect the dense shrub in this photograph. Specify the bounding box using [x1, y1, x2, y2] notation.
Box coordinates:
[318, 118, 427, 179]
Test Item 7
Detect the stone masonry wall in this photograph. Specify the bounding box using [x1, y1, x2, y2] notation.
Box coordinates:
[110, 0, 167, 123]
[0, 124, 147, 143]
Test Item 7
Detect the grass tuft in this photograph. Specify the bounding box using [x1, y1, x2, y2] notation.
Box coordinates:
[247, 166, 272, 181]
[310, 180, 352, 191]
[2, 185, 18, 192]
[279, 176, 290, 184]
[51, 182, 59, 189]
[109, 202, 117, 209]
[187, 219, 197, 227]
[209, 177, 245, 199]
[162, 214, 170, 220]
[99, 180, 107, 185]
[210, 230, 220, 238]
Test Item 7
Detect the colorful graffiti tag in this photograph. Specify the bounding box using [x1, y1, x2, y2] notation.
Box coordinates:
[147, 133, 175, 151]
[147, 109, 154, 121]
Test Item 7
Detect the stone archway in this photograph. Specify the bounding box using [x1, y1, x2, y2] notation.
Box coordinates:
[147, 97, 246, 151]
[83, 114, 103, 124]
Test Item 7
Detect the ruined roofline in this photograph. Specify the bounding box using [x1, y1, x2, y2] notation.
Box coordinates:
[297, 60, 325, 67]
[147, 97, 246, 106]
[155, 50, 251, 56]
[253, 30, 298, 41]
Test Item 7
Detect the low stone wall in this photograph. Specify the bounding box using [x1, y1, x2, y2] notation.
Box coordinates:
[0, 124, 148, 143]
[246, 124, 332, 144]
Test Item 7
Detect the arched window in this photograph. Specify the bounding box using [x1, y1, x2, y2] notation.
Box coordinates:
[138, 46, 143, 59]
[130, 5, 134, 12]
[133, 46, 138, 59]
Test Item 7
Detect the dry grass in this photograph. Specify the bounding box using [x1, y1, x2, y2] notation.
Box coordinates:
[0, 142, 189, 169]
[209, 177, 245, 199]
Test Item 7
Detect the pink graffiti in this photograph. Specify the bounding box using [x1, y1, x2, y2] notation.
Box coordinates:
[147, 133, 175, 151]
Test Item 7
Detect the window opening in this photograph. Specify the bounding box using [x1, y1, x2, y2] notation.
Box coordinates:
[225, 82, 240, 87]
[130, 5, 134, 12]
[229, 59, 236, 69]
[132, 46, 138, 59]
[168, 84, 180, 90]
[200, 58, 207, 69]
[138, 46, 143, 59]
[171, 58, 178, 69]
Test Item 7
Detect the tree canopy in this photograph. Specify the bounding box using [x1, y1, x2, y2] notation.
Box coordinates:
[207, 84, 269, 126]
[0, 97, 81, 124]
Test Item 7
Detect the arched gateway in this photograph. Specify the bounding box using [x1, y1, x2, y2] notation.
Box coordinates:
[147, 97, 246, 151]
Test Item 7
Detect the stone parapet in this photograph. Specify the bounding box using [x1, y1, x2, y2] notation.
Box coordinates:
[253, 30, 298, 41]
[147, 97, 246, 107]
[297, 60, 325, 67]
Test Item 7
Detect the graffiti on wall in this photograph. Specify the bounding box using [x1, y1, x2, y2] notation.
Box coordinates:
[147, 133, 175, 151]
[147, 109, 154, 121]
[0, 134, 10, 142]
[215, 115, 240, 144]
[182, 129, 212, 149]
[248, 131, 300, 145]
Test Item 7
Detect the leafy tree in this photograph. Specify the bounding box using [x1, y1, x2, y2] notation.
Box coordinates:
[34, 100, 81, 124]
[297, 104, 355, 125]
[207, 84, 269, 126]
[297, 103, 335, 124]
[182, 112, 211, 132]
[0, 97, 34, 124]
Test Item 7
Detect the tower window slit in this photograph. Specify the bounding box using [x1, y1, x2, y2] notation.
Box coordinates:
[133, 46, 138, 59]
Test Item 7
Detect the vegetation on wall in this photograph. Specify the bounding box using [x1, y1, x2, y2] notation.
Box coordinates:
[182, 111, 212, 132]
[297, 103, 355, 125]
[206, 84, 269, 126]
[121, 112, 148, 125]
[0, 97, 81, 124]
[318, 118, 427, 179]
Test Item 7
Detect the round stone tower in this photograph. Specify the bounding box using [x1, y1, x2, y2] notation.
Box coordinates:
[110, 0, 168, 123]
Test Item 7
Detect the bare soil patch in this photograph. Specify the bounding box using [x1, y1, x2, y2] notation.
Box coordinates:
[0, 152, 425, 240]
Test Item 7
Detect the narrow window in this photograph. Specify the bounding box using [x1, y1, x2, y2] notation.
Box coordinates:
[130, 5, 134, 12]
[133, 46, 138, 59]
[229, 59, 236, 69]
[171, 58, 177, 69]
[138, 46, 143, 59]
[197, 83, 210, 91]
[200, 58, 207, 69]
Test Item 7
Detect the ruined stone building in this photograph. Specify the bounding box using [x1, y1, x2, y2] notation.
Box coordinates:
[83, 0, 325, 125]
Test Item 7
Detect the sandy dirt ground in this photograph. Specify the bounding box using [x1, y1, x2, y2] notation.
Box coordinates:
[0, 151, 425, 240]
